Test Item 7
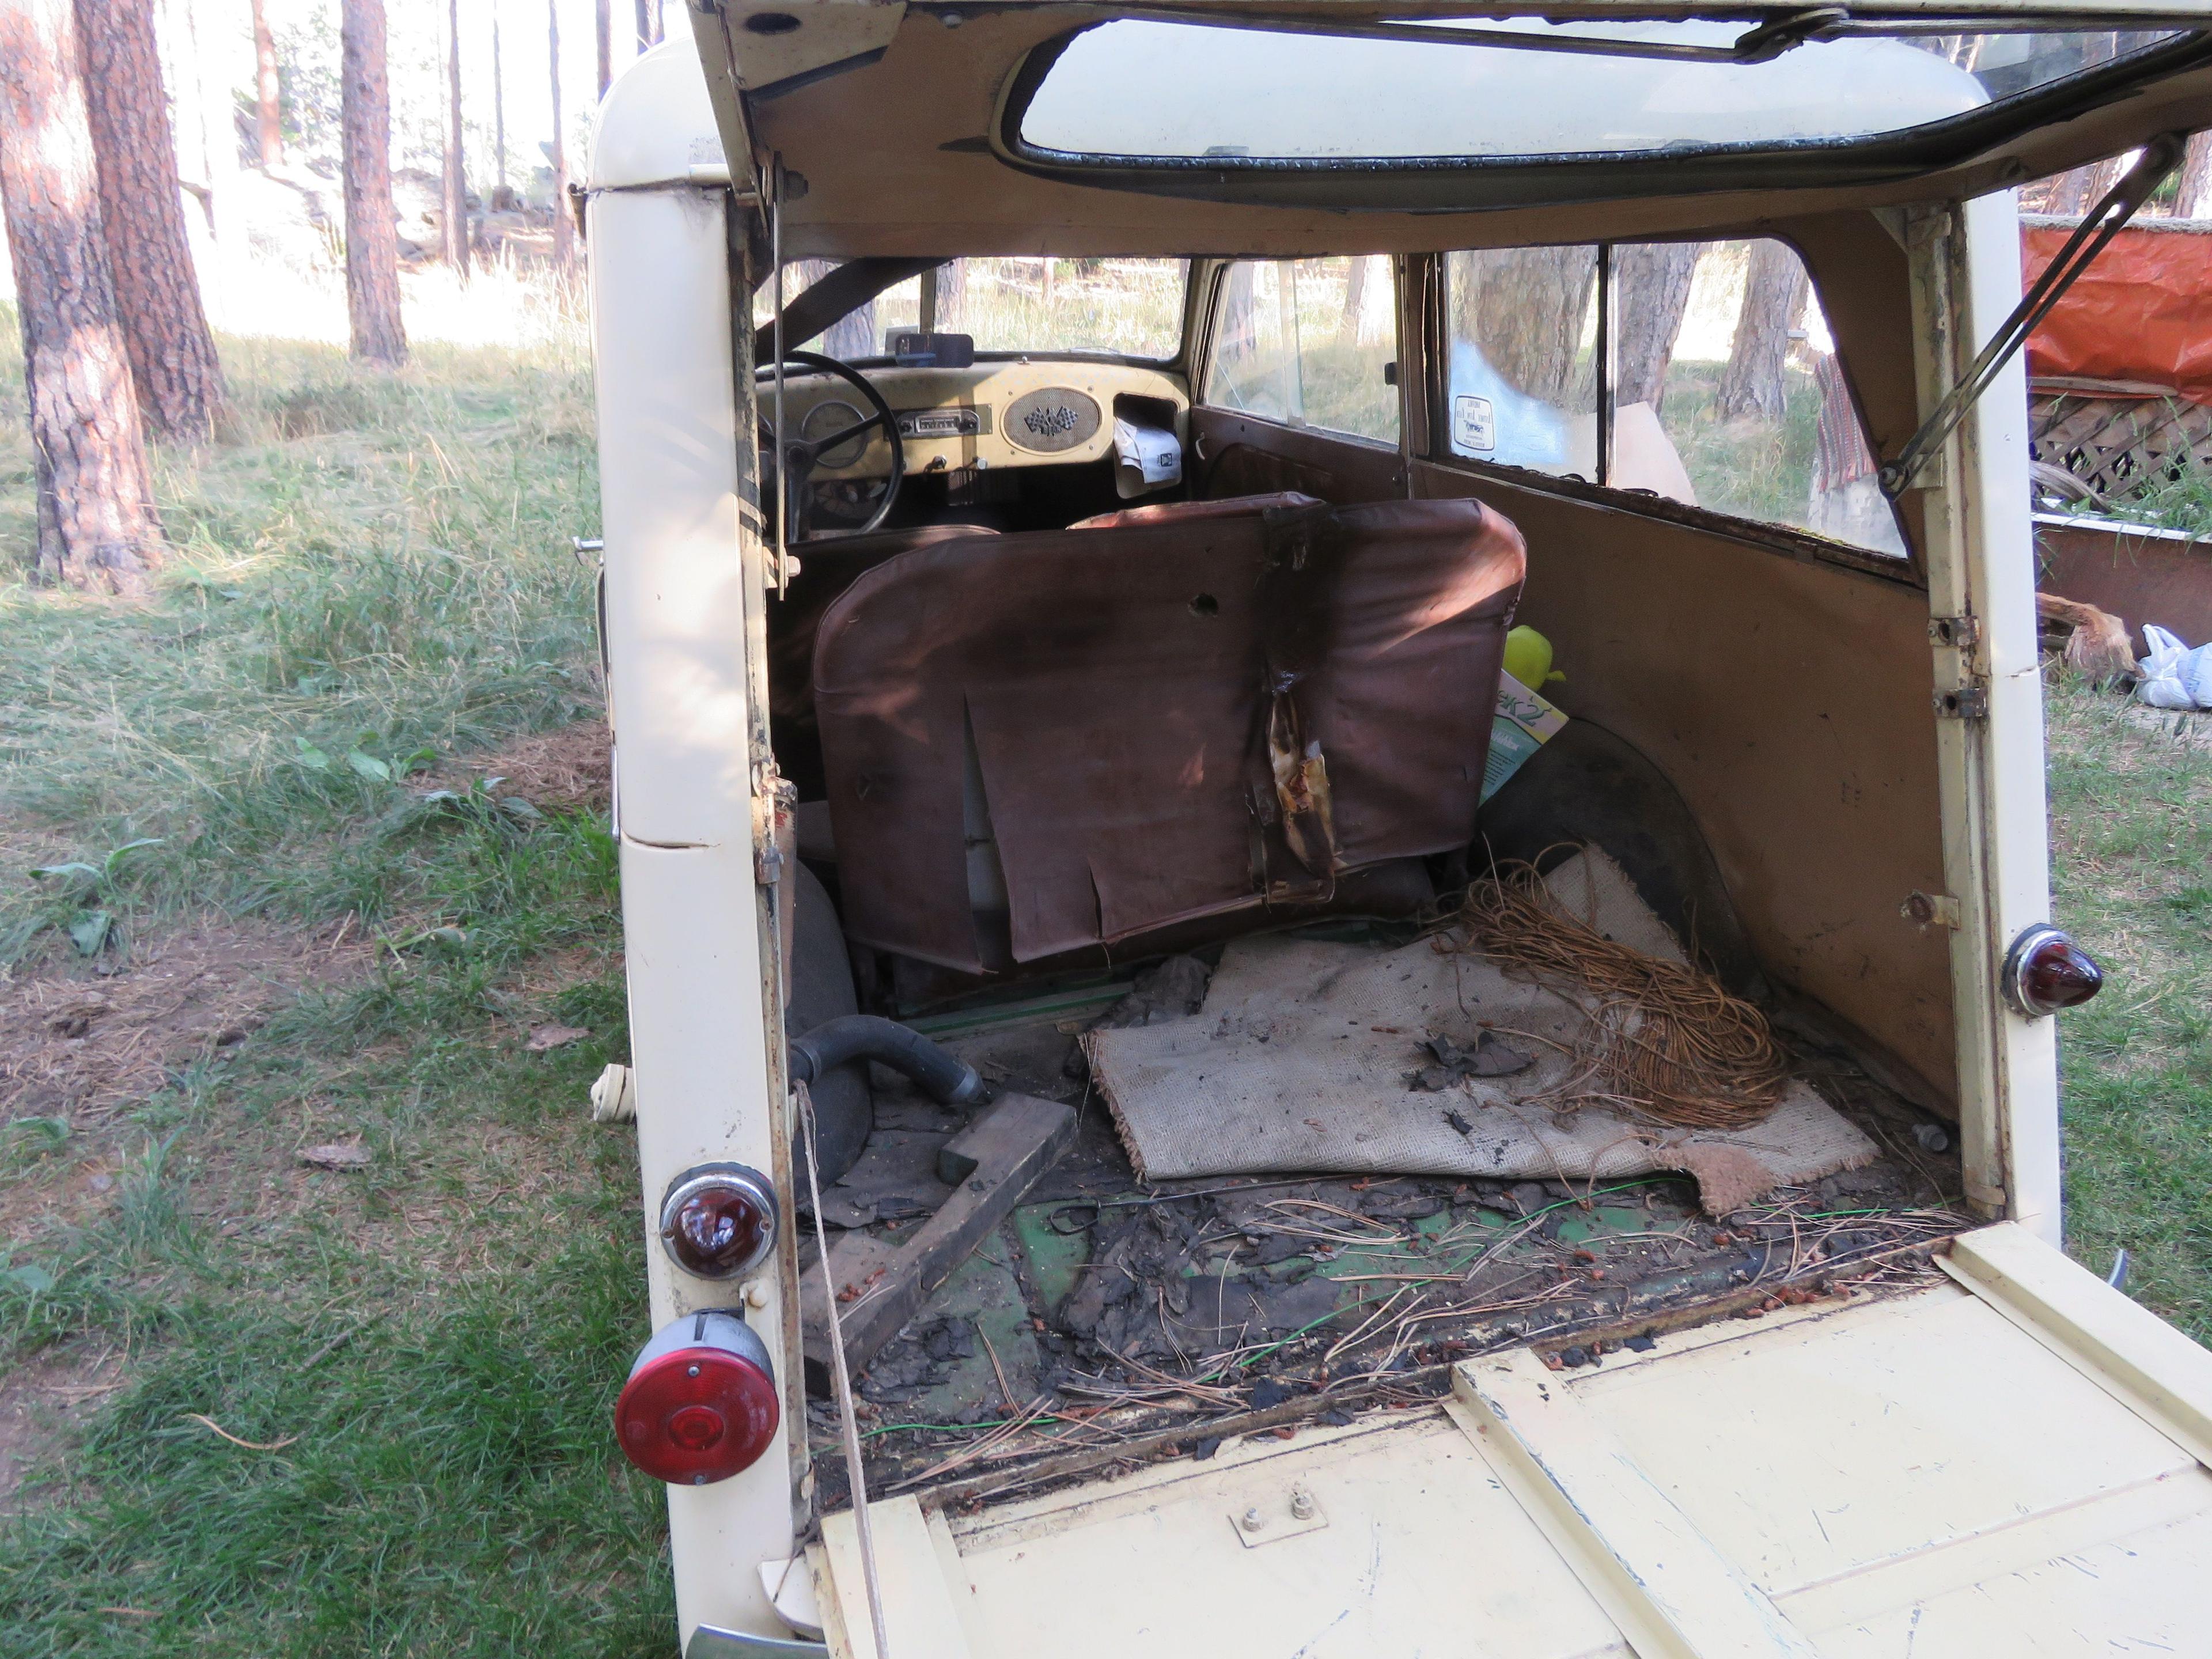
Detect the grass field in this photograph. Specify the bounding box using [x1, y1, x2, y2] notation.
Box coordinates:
[1, 276, 2209, 1654]
[0, 287, 674, 1655]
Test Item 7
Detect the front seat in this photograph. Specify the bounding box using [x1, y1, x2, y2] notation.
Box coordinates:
[809, 495, 1527, 972]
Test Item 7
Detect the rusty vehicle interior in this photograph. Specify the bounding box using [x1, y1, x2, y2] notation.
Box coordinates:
[751, 232, 1983, 1497]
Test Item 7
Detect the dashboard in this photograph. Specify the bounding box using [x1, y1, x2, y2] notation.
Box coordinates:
[765, 359, 1189, 480]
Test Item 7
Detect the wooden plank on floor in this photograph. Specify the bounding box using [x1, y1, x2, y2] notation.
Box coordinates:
[1449, 1350, 1821, 1659]
[801, 1092, 1074, 1391]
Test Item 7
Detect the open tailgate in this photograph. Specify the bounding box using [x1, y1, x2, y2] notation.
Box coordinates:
[812, 1224, 2212, 1657]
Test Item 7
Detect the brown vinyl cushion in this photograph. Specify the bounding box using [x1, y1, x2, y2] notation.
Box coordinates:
[768, 523, 1000, 802]
[812, 498, 1526, 971]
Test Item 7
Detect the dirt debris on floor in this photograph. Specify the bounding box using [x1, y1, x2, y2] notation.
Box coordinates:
[802, 1006, 1965, 1510]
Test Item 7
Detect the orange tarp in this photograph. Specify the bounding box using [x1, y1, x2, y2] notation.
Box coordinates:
[2023, 223, 2212, 405]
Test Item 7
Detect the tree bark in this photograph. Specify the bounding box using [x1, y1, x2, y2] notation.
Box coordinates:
[1715, 240, 1809, 422]
[75, 0, 227, 440]
[594, 0, 611, 96]
[547, 0, 572, 271]
[791, 257, 873, 357]
[340, 0, 406, 366]
[249, 0, 279, 165]
[441, 0, 467, 276]
[0, 0, 162, 593]
[491, 2, 506, 201]
[932, 257, 964, 332]
[2173, 130, 2212, 219]
[1454, 245, 1599, 410]
[1612, 241, 1703, 411]
[635, 0, 660, 51]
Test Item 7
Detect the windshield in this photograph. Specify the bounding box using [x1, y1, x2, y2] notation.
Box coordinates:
[759, 258, 1190, 361]
[1016, 20, 2193, 161]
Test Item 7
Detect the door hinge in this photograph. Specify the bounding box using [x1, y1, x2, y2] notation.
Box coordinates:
[1929, 614, 1981, 650]
[1902, 890, 1963, 931]
[1934, 683, 1989, 720]
[752, 763, 796, 885]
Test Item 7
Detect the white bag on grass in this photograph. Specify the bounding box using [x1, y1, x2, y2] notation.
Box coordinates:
[2135, 624, 2212, 711]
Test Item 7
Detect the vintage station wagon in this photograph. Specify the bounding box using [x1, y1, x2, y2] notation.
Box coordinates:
[584, 6, 2212, 1655]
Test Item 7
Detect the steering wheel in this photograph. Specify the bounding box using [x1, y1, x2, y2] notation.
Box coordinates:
[760, 349, 906, 540]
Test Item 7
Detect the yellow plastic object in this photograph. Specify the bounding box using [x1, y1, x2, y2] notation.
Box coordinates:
[1504, 625, 1565, 686]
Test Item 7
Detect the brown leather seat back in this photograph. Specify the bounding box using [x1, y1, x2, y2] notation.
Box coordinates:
[812, 498, 1527, 972]
[768, 524, 999, 801]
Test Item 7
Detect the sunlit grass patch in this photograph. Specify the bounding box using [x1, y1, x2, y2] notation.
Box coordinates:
[0, 302, 600, 972]
[2046, 672, 2212, 1339]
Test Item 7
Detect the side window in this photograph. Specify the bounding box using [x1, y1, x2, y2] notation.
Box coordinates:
[1442, 238, 1907, 558]
[1205, 257, 1399, 445]
[1611, 239, 1906, 557]
[1443, 247, 1600, 478]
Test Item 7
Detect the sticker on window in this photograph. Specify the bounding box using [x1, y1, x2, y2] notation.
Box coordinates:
[1452, 395, 1496, 453]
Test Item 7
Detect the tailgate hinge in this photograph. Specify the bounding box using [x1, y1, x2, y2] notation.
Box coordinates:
[1929, 614, 1981, 651]
[1934, 683, 1990, 720]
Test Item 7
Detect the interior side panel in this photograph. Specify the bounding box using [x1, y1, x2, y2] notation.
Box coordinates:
[1412, 460, 1957, 1108]
[1190, 407, 1407, 505]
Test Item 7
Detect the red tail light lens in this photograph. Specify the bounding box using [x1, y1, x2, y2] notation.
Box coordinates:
[615, 1310, 780, 1486]
[659, 1164, 778, 1280]
[2002, 925, 2105, 1018]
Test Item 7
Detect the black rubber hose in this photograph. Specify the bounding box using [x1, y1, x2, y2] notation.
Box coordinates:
[789, 1015, 984, 1106]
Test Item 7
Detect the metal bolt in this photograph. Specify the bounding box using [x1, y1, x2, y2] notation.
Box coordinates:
[1239, 1506, 1266, 1533]
[687, 1363, 702, 1378]
[1290, 1490, 1316, 1521]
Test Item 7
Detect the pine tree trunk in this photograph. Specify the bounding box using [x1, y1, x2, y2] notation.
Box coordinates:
[0, 0, 162, 594]
[635, 0, 660, 51]
[790, 257, 873, 357]
[75, 0, 227, 440]
[249, 0, 280, 165]
[155, 0, 235, 325]
[594, 0, 611, 96]
[441, 0, 467, 276]
[340, 0, 407, 366]
[2177, 131, 2212, 220]
[547, 0, 572, 271]
[1715, 240, 1809, 422]
[1339, 253, 1368, 343]
[1455, 245, 1599, 410]
[491, 3, 506, 202]
[1612, 241, 1703, 411]
[933, 257, 964, 332]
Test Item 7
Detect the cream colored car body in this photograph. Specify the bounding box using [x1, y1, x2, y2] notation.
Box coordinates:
[586, 11, 2212, 1656]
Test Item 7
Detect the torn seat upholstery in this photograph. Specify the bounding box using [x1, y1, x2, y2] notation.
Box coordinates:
[811, 495, 1527, 971]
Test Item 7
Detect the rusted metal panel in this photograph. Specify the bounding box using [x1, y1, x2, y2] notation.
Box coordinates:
[2035, 512, 2212, 653]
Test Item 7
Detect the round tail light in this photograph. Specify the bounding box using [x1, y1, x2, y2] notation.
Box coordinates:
[615, 1310, 781, 1486]
[659, 1164, 778, 1280]
[2002, 924, 2105, 1018]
